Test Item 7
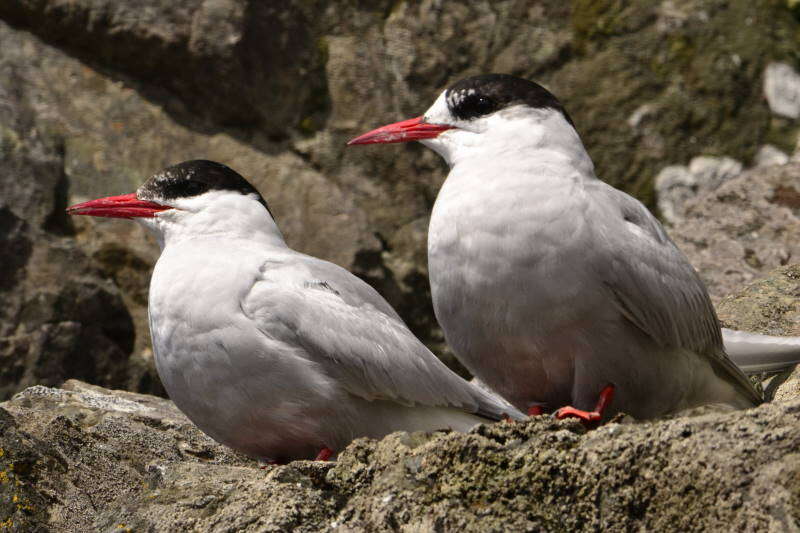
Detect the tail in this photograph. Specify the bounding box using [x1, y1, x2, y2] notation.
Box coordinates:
[470, 377, 527, 421]
[722, 328, 800, 374]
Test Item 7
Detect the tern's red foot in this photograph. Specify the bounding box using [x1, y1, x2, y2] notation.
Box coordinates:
[554, 384, 615, 427]
[314, 447, 334, 461]
[555, 405, 602, 422]
[527, 405, 544, 416]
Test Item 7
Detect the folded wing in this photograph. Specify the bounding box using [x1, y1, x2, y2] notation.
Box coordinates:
[591, 183, 762, 405]
[243, 255, 523, 420]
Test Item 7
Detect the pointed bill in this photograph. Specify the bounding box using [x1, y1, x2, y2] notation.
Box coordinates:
[347, 116, 452, 145]
[67, 193, 170, 219]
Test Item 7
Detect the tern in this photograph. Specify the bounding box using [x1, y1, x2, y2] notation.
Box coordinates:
[67, 159, 523, 462]
[350, 74, 800, 421]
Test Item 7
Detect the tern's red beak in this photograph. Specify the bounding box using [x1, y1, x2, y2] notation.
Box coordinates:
[66, 193, 170, 219]
[347, 116, 453, 145]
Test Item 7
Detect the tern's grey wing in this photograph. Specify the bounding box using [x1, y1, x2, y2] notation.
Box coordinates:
[589, 183, 761, 404]
[298, 255, 405, 322]
[243, 254, 520, 420]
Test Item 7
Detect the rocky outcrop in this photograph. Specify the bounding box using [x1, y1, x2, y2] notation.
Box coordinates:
[718, 263, 800, 337]
[2, 373, 799, 530]
[0, 58, 137, 400]
[655, 155, 743, 225]
[1, 1, 799, 397]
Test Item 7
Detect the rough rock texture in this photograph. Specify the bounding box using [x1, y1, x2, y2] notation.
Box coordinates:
[670, 163, 800, 302]
[0, 56, 138, 400]
[755, 144, 791, 167]
[1, 376, 799, 530]
[718, 264, 800, 337]
[1, 1, 800, 396]
[654, 155, 743, 224]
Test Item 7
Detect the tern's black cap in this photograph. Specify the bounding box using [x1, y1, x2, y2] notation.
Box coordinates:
[138, 160, 272, 215]
[444, 74, 574, 126]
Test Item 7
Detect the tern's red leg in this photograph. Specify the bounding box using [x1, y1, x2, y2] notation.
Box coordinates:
[555, 384, 615, 425]
[314, 447, 334, 461]
[527, 405, 544, 416]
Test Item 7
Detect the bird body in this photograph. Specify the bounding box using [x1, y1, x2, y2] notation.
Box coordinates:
[427, 138, 756, 417]
[350, 74, 768, 419]
[69, 160, 522, 462]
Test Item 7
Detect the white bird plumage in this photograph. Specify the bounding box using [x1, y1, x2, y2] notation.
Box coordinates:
[350, 74, 800, 420]
[426, 100, 758, 416]
[69, 160, 522, 462]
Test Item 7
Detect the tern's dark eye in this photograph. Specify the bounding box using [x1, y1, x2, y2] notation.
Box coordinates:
[180, 180, 209, 197]
[451, 93, 497, 120]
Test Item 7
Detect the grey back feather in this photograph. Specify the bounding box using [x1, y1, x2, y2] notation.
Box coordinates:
[590, 183, 761, 405]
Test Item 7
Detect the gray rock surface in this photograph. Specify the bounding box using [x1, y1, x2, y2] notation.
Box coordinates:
[655, 155, 743, 225]
[1, 0, 800, 397]
[670, 163, 800, 302]
[755, 144, 790, 167]
[0, 55, 137, 399]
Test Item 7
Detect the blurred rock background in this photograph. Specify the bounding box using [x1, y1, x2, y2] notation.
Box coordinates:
[1, 0, 800, 400]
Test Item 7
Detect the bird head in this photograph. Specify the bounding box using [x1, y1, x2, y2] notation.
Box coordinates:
[348, 74, 579, 167]
[67, 160, 278, 248]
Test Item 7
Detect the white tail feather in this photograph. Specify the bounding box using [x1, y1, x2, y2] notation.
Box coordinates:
[722, 328, 800, 374]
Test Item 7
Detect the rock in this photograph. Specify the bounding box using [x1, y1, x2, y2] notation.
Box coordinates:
[654, 165, 696, 224]
[688, 156, 744, 189]
[774, 369, 800, 404]
[655, 156, 742, 224]
[0, 60, 137, 400]
[755, 144, 790, 167]
[717, 264, 800, 337]
[764, 62, 800, 119]
[329, 405, 800, 531]
[1, 376, 799, 531]
[717, 264, 800, 403]
[0, 0, 327, 136]
[669, 163, 800, 301]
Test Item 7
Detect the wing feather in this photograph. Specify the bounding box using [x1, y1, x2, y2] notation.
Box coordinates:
[242, 254, 521, 420]
[590, 183, 761, 404]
